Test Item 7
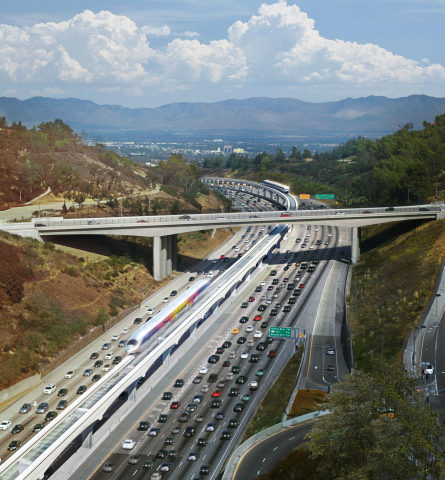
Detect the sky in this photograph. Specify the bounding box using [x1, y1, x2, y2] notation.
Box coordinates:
[0, 0, 444, 108]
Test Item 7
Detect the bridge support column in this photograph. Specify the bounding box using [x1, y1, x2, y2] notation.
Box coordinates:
[153, 234, 177, 280]
[82, 431, 93, 449]
[351, 226, 361, 265]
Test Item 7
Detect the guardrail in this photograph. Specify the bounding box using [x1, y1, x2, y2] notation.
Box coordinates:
[0, 225, 286, 480]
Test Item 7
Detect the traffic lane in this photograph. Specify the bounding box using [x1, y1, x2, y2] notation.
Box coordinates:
[232, 422, 314, 480]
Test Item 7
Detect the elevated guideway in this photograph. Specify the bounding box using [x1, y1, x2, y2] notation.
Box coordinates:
[0, 225, 287, 480]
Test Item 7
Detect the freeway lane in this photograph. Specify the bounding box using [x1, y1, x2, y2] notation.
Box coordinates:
[232, 421, 313, 480]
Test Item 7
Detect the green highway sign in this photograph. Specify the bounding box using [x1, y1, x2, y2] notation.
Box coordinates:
[269, 326, 293, 339]
[314, 193, 335, 200]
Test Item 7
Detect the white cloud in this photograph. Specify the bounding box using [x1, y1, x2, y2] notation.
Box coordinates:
[0, 3, 443, 104]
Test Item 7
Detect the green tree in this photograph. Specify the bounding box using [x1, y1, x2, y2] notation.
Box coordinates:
[307, 364, 444, 480]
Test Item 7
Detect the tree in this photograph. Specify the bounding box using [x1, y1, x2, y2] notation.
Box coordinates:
[307, 363, 444, 479]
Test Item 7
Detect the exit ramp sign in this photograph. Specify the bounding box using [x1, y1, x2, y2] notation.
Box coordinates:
[269, 326, 293, 339]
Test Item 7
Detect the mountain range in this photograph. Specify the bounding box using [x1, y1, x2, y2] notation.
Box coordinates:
[0, 94, 444, 137]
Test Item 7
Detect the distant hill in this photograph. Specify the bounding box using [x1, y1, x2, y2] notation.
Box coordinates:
[0, 95, 444, 137]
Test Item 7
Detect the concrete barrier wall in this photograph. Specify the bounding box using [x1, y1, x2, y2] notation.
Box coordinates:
[0, 373, 41, 403]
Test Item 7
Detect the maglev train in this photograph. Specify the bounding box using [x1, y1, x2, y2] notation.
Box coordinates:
[126, 279, 210, 354]
[262, 179, 290, 194]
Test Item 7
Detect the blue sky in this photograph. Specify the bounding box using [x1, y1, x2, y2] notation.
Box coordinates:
[0, 0, 444, 107]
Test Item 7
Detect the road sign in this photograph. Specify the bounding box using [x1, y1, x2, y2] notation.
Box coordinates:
[269, 326, 292, 339]
[299, 193, 310, 200]
[314, 193, 335, 200]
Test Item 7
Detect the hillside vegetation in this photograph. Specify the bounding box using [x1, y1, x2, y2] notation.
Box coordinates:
[203, 113, 445, 207]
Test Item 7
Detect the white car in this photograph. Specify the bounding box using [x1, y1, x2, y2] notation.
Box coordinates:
[249, 380, 259, 390]
[111, 333, 120, 341]
[147, 307, 156, 315]
[207, 271, 214, 277]
[234, 247, 240, 252]
[121, 327, 129, 334]
[244, 246, 250, 251]
[199, 366, 209, 374]
[327, 233, 333, 237]
[43, 384, 56, 395]
[246, 325, 254, 333]
[0, 420, 12, 430]
[335, 211, 345, 215]
[104, 352, 114, 360]
[424, 364, 434, 375]
[260, 281, 266, 286]
[240, 352, 249, 359]
[64, 371, 74, 379]
[102, 364, 111, 372]
[122, 439, 135, 450]
[254, 330, 263, 338]
[260, 227, 266, 231]
[309, 245, 315, 249]
[162, 297, 169, 303]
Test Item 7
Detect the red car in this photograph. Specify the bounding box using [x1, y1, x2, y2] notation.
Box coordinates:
[254, 315, 262, 321]
[137, 219, 148, 223]
[170, 401, 180, 409]
[299, 284, 305, 289]
[268, 350, 277, 358]
[220, 255, 225, 259]
[248, 296, 255, 302]
[280, 213, 291, 217]
[211, 390, 222, 398]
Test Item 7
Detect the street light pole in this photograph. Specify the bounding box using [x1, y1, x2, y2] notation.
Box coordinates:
[435, 293, 441, 321]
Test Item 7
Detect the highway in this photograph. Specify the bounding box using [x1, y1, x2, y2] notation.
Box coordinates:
[0, 187, 350, 479]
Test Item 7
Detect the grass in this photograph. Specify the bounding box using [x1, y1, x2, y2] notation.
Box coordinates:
[289, 389, 327, 417]
[349, 218, 445, 370]
[242, 346, 303, 441]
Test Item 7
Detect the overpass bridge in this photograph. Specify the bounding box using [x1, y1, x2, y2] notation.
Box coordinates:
[0, 205, 443, 279]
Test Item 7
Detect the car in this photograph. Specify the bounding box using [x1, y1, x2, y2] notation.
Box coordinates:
[11, 424, 24, 434]
[299, 283, 305, 289]
[211, 398, 222, 408]
[283, 305, 291, 312]
[362, 210, 372, 214]
[168, 448, 178, 458]
[239, 316, 249, 324]
[92, 374, 101, 382]
[162, 391, 173, 400]
[43, 384, 56, 394]
[147, 307, 156, 315]
[335, 211, 345, 215]
[222, 340, 232, 348]
[222, 360, 231, 367]
[76, 385, 87, 394]
[254, 315, 262, 321]
[246, 325, 254, 332]
[45, 411, 57, 421]
[256, 342, 266, 351]
[267, 285, 273, 291]
[164, 436, 174, 444]
[249, 353, 259, 363]
[249, 380, 259, 390]
[221, 430, 232, 440]
[111, 333, 120, 341]
[326, 365, 335, 371]
[133, 317, 143, 325]
[122, 439, 135, 450]
[231, 327, 240, 334]
[142, 459, 153, 470]
[188, 452, 199, 462]
[236, 375, 247, 384]
[102, 363, 111, 372]
[36, 402, 49, 414]
[195, 414, 204, 423]
[201, 385, 210, 394]
[56, 400, 68, 410]
[241, 393, 251, 402]
[208, 355, 220, 364]
[193, 375, 203, 384]
[8, 440, 21, 451]
[138, 421, 150, 430]
[205, 422, 216, 432]
[118, 340, 127, 348]
[64, 371, 74, 379]
[19, 403, 31, 414]
[197, 437, 207, 446]
[424, 364, 434, 375]
[280, 212, 291, 217]
[228, 418, 239, 428]
[171, 426, 181, 435]
[102, 342, 111, 350]
[233, 403, 244, 413]
[237, 336, 246, 344]
[104, 352, 114, 360]
[170, 401, 180, 409]
[93, 360, 103, 368]
[254, 330, 263, 338]
[189, 276, 195, 281]
[241, 302, 248, 308]
[162, 297, 169, 303]
[33, 423, 44, 433]
[178, 412, 190, 422]
[157, 449, 168, 459]
[186, 403, 197, 412]
[200, 464, 211, 475]
[112, 355, 122, 364]
[211, 390, 222, 398]
[193, 394, 203, 404]
[231, 365, 241, 374]
[128, 455, 140, 465]
[248, 296, 255, 302]
[149, 427, 160, 436]
[101, 461, 115, 472]
[215, 411, 225, 420]
[255, 368, 265, 376]
[258, 305, 266, 312]
[268, 350, 277, 358]
[326, 347, 335, 355]
[240, 352, 249, 359]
